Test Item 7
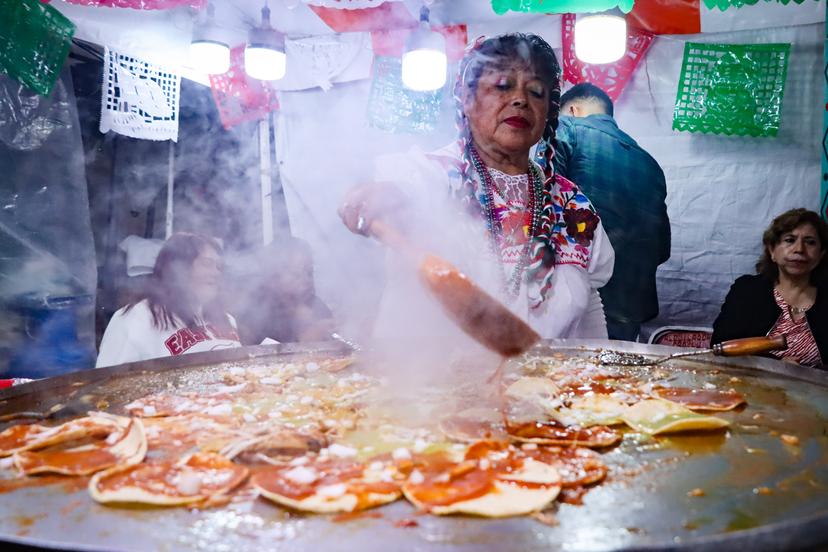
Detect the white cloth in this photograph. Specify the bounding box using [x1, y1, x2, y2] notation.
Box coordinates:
[118, 235, 163, 277]
[273, 33, 373, 92]
[96, 299, 241, 368]
[372, 144, 614, 342]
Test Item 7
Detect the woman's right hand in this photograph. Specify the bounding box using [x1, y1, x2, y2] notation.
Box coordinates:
[338, 183, 408, 238]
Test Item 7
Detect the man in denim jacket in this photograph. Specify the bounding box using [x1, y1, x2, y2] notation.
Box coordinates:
[554, 83, 670, 341]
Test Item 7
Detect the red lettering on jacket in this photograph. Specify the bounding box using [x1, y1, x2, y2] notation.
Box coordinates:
[179, 329, 197, 351]
[165, 325, 235, 356]
[165, 332, 184, 355]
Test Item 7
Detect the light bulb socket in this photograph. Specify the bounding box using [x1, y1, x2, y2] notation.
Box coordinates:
[245, 4, 287, 80]
[405, 24, 445, 54]
[191, 9, 232, 48]
[248, 27, 285, 53]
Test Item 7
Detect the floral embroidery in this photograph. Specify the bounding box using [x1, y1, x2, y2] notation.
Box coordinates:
[548, 175, 596, 257]
[435, 143, 600, 307]
[563, 208, 599, 246]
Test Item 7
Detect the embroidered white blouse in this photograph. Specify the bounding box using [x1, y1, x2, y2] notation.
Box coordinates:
[371, 143, 615, 343]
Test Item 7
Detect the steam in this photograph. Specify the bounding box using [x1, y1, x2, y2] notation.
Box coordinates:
[273, 76, 505, 390]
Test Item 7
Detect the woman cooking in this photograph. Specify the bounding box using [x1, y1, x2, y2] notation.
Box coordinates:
[96, 232, 241, 367]
[340, 33, 614, 340]
[713, 208, 828, 367]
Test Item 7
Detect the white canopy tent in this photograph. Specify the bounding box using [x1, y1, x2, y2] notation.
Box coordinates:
[40, 0, 828, 341]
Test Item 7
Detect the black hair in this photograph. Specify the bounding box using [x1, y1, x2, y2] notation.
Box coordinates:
[756, 208, 828, 284]
[560, 82, 614, 117]
[458, 33, 562, 136]
[125, 232, 230, 332]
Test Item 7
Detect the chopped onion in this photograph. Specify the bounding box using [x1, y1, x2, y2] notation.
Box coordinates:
[204, 404, 232, 416]
[175, 471, 203, 495]
[317, 483, 347, 498]
[328, 444, 357, 458]
[392, 448, 411, 461]
[284, 466, 318, 484]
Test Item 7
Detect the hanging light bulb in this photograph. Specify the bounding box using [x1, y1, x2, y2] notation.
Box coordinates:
[401, 5, 447, 92]
[245, 3, 287, 81]
[574, 10, 627, 64]
[189, 3, 231, 75]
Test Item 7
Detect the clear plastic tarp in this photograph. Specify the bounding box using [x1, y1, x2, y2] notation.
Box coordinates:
[0, 69, 97, 377]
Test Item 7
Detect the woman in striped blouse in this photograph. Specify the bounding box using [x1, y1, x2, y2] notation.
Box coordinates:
[712, 208, 828, 368]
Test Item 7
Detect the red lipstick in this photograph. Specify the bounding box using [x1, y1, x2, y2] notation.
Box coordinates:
[504, 116, 530, 129]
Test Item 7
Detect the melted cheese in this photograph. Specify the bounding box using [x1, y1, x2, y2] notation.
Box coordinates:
[551, 395, 629, 427]
[622, 399, 730, 435]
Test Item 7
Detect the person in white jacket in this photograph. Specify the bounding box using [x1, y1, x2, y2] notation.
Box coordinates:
[339, 33, 614, 343]
[96, 233, 241, 368]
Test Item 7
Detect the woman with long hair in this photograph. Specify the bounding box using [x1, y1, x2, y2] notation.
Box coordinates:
[96, 232, 241, 367]
[339, 33, 614, 341]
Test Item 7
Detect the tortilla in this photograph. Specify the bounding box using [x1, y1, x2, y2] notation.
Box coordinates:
[0, 413, 120, 457]
[438, 407, 509, 443]
[506, 419, 622, 448]
[15, 416, 146, 476]
[504, 377, 562, 411]
[550, 395, 629, 427]
[89, 452, 248, 506]
[252, 457, 401, 513]
[402, 441, 561, 517]
[521, 445, 608, 488]
[653, 387, 746, 412]
[622, 399, 730, 435]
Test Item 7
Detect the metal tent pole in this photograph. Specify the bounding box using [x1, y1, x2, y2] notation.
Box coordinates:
[165, 140, 174, 239]
[259, 118, 274, 245]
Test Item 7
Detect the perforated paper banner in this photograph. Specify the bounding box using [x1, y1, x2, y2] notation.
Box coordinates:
[304, 0, 401, 7]
[0, 0, 74, 96]
[310, 1, 415, 32]
[371, 25, 468, 62]
[672, 42, 790, 137]
[100, 48, 180, 141]
[367, 56, 442, 134]
[628, 0, 823, 35]
[491, 0, 635, 15]
[561, 13, 653, 102]
[702, 0, 812, 10]
[209, 46, 280, 130]
[58, 0, 205, 9]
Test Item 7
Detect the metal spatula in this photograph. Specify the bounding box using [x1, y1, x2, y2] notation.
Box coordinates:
[597, 335, 788, 367]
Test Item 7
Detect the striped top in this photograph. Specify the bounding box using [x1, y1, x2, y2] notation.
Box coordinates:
[767, 288, 822, 367]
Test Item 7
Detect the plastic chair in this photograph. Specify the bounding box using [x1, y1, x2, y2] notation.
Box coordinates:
[647, 326, 713, 349]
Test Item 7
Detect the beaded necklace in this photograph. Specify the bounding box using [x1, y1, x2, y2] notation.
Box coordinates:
[469, 145, 543, 299]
